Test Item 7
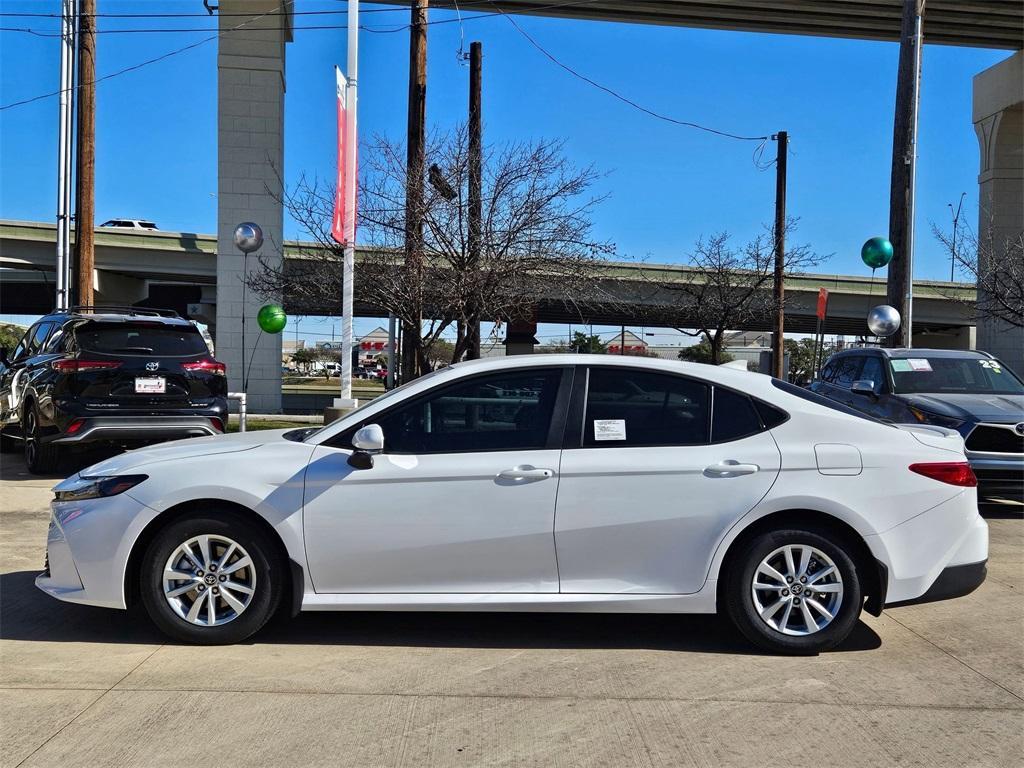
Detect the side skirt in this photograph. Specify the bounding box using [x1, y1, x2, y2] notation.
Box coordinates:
[301, 583, 718, 614]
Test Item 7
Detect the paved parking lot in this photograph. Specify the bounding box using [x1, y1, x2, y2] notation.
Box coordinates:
[1, 452, 1022, 768]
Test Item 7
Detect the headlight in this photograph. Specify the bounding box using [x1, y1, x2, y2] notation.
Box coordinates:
[908, 407, 964, 431]
[53, 474, 148, 502]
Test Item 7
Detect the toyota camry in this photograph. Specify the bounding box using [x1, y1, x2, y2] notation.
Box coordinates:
[37, 355, 988, 653]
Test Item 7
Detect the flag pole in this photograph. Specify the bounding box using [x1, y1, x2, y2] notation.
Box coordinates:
[336, 0, 359, 409]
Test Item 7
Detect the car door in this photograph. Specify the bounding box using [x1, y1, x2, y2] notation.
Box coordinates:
[852, 354, 902, 421]
[0, 322, 51, 423]
[554, 366, 781, 594]
[302, 366, 572, 593]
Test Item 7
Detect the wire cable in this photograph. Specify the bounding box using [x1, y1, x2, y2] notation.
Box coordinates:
[482, 0, 769, 142]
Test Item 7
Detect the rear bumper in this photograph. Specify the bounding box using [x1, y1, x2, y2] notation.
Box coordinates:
[885, 560, 987, 608]
[48, 416, 221, 444]
[968, 456, 1024, 503]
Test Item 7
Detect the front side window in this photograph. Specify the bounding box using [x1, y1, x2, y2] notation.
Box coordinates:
[832, 356, 863, 388]
[583, 368, 710, 447]
[374, 368, 564, 454]
[859, 356, 885, 394]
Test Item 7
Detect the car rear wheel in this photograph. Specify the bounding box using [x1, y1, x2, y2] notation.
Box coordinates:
[139, 511, 283, 644]
[23, 403, 60, 475]
[724, 527, 863, 654]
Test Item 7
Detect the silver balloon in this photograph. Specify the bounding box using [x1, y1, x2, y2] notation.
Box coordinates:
[233, 222, 263, 254]
[867, 304, 901, 337]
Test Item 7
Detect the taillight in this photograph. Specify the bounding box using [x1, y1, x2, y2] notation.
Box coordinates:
[909, 462, 977, 487]
[208, 417, 224, 433]
[182, 358, 226, 376]
[51, 358, 122, 373]
[65, 418, 85, 435]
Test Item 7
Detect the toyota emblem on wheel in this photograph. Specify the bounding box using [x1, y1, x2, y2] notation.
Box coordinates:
[146, 361, 160, 371]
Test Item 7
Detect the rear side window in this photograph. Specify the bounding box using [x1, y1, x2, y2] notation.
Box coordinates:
[583, 368, 710, 447]
[74, 322, 209, 356]
[712, 388, 763, 443]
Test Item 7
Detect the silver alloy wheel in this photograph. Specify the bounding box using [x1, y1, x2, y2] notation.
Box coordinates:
[751, 544, 844, 636]
[162, 534, 256, 627]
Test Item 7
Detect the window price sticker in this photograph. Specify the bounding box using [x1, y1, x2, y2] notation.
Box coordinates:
[593, 419, 627, 441]
[979, 360, 1003, 373]
[907, 359, 932, 372]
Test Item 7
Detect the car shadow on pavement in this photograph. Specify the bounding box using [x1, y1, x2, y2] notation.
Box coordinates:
[0, 447, 122, 483]
[1, 569, 882, 655]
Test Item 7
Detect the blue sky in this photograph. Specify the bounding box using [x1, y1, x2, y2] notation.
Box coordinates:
[0, 1, 1010, 342]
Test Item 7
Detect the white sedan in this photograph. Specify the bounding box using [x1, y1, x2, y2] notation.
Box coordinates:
[38, 355, 988, 653]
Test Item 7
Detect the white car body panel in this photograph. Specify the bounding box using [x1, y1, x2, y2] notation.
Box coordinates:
[35, 355, 988, 621]
[555, 430, 781, 594]
[302, 445, 561, 593]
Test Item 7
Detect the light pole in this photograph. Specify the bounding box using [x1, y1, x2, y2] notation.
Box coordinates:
[233, 222, 263, 392]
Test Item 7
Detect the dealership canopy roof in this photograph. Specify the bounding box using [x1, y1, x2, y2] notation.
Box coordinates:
[377, 1, 1023, 50]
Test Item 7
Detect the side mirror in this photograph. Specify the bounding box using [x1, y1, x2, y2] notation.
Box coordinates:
[851, 380, 877, 398]
[348, 424, 384, 469]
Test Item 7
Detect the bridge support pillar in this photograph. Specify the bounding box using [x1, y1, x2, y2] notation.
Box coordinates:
[973, 52, 1023, 373]
[215, 0, 291, 413]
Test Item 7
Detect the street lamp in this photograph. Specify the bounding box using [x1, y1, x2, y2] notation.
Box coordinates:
[233, 222, 263, 391]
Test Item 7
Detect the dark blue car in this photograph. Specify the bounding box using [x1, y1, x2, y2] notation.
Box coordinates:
[810, 348, 1023, 505]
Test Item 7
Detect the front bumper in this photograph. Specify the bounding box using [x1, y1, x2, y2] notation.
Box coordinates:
[48, 416, 221, 445]
[35, 490, 156, 610]
[968, 455, 1024, 503]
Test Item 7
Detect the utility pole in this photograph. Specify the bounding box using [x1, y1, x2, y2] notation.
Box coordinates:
[55, 0, 75, 310]
[73, 0, 96, 307]
[402, 0, 428, 380]
[466, 40, 483, 360]
[886, 0, 925, 348]
[771, 130, 788, 379]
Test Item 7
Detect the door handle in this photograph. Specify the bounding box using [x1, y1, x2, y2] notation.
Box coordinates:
[497, 465, 554, 481]
[704, 461, 759, 477]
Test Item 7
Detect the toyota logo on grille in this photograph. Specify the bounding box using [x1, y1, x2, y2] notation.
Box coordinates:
[1015, 423, 1024, 437]
[145, 362, 160, 372]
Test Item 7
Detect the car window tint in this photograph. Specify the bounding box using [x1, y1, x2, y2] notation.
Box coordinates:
[754, 399, 789, 429]
[375, 369, 562, 454]
[75, 322, 209, 356]
[583, 368, 710, 447]
[833, 356, 862, 388]
[819, 361, 836, 383]
[859, 356, 884, 393]
[712, 388, 764, 442]
[27, 322, 52, 354]
[889, 356, 1024, 395]
[44, 325, 67, 352]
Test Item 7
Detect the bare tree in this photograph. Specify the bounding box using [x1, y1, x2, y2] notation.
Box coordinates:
[642, 223, 824, 364]
[933, 220, 1024, 329]
[248, 126, 618, 378]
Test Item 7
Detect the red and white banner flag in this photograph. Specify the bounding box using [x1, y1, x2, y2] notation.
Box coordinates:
[331, 66, 351, 244]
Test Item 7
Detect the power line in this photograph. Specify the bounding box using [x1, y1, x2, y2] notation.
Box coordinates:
[482, 0, 769, 142]
[0, 3, 288, 111]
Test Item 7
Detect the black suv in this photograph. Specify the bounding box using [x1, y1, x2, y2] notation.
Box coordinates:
[810, 348, 1023, 504]
[0, 307, 228, 474]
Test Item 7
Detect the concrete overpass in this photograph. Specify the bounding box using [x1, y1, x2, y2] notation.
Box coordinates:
[0, 219, 975, 346]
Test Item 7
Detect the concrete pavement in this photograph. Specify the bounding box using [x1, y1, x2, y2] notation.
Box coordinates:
[1, 452, 1022, 768]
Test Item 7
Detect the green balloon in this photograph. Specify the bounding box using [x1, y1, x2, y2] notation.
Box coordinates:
[257, 303, 287, 334]
[861, 237, 894, 269]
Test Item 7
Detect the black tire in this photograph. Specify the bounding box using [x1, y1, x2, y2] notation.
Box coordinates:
[724, 527, 863, 655]
[23, 402, 60, 474]
[139, 510, 285, 644]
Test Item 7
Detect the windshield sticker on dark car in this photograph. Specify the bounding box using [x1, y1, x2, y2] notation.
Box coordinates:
[979, 360, 1003, 373]
[891, 360, 912, 372]
[907, 359, 932, 372]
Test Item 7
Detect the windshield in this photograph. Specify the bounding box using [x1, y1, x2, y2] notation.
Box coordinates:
[299, 366, 451, 442]
[890, 357, 1024, 395]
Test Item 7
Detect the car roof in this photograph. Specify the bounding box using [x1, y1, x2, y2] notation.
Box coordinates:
[42, 311, 193, 328]
[829, 348, 991, 360]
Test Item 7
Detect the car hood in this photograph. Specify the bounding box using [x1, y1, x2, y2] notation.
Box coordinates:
[902, 393, 1024, 423]
[75, 429, 297, 477]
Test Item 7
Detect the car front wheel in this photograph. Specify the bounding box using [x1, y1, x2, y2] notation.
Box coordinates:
[139, 511, 283, 644]
[724, 527, 863, 654]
